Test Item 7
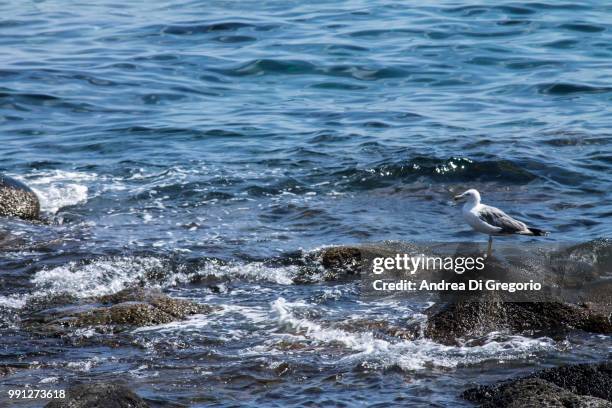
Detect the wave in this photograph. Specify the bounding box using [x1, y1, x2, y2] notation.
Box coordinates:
[538, 83, 612, 95]
[194, 260, 306, 285]
[0, 255, 314, 310]
[13, 170, 93, 215]
[154, 21, 278, 36]
[30, 256, 179, 299]
[110, 156, 547, 200]
[211, 59, 409, 81]
[271, 297, 556, 371]
[333, 157, 538, 190]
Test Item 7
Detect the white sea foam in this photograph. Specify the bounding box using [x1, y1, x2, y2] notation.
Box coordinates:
[133, 303, 267, 334]
[13, 170, 95, 214]
[67, 360, 95, 372]
[30, 256, 180, 298]
[0, 294, 28, 309]
[10, 256, 301, 311]
[196, 260, 301, 285]
[271, 297, 556, 371]
[133, 312, 213, 333]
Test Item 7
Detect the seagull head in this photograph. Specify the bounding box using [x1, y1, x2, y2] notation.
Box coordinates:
[454, 189, 481, 204]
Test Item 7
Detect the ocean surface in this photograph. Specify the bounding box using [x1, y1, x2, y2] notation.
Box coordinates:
[0, 0, 611, 406]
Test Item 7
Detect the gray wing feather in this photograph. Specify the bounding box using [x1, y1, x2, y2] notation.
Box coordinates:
[478, 205, 528, 234]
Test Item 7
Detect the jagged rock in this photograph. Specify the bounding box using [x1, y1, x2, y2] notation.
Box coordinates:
[424, 299, 611, 345]
[530, 362, 612, 402]
[22, 288, 215, 334]
[463, 362, 612, 407]
[464, 378, 611, 407]
[45, 382, 149, 408]
[320, 246, 362, 273]
[0, 366, 15, 377]
[0, 175, 40, 220]
[314, 243, 414, 279]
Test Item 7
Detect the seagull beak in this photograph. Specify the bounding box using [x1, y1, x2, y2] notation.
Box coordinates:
[453, 194, 463, 201]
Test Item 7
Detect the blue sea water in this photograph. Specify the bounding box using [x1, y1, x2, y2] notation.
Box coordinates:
[0, 1, 611, 407]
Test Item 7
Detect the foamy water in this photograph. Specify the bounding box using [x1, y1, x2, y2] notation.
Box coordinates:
[13, 170, 94, 215]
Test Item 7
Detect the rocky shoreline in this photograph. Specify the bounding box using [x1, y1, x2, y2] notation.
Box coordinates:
[1, 175, 610, 406]
[463, 362, 612, 407]
[315, 244, 612, 407]
[21, 288, 216, 336]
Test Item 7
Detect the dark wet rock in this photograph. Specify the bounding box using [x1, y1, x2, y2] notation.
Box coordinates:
[0, 366, 16, 377]
[424, 298, 611, 345]
[463, 362, 612, 407]
[319, 246, 362, 273]
[45, 382, 149, 408]
[420, 246, 611, 344]
[312, 242, 611, 342]
[310, 243, 418, 281]
[278, 246, 367, 283]
[22, 288, 215, 334]
[424, 296, 507, 345]
[274, 340, 311, 351]
[70, 302, 179, 327]
[0, 175, 40, 220]
[531, 362, 612, 402]
[97, 287, 208, 317]
[464, 378, 611, 408]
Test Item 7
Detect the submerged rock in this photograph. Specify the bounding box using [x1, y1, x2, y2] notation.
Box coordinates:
[45, 382, 149, 408]
[22, 288, 215, 335]
[424, 298, 611, 345]
[463, 362, 612, 407]
[335, 318, 419, 341]
[0, 366, 16, 377]
[0, 175, 40, 220]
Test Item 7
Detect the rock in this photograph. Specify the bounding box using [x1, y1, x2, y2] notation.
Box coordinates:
[424, 296, 507, 345]
[320, 247, 362, 273]
[283, 246, 366, 283]
[314, 242, 611, 342]
[315, 243, 415, 279]
[530, 362, 612, 402]
[463, 362, 612, 407]
[424, 299, 611, 345]
[0, 175, 40, 220]
[45, 382, 149, 408]
[464, 378, 611, 408]
[22, 288, 215, 334]
[71, 302, 179, 327]
[97, 288, 208, 318]
[0, 366, 16, 377]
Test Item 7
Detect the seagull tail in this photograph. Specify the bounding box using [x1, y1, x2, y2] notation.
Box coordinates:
[527, 227, 547, 236]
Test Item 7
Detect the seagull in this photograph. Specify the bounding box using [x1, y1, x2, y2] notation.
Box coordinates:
[453, 189, 547, 257]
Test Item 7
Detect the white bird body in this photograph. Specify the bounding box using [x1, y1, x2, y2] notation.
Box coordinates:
[462, 203, 502, 235]
[454, 188, 547, 256]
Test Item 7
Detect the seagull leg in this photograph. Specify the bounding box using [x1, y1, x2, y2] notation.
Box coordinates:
[487, 236, 493, 258]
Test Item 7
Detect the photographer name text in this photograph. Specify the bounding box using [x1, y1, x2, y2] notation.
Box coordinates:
[372, 279, 541, 292]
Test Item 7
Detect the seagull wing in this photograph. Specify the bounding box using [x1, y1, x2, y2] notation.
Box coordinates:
[478, 205, 529, 234]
